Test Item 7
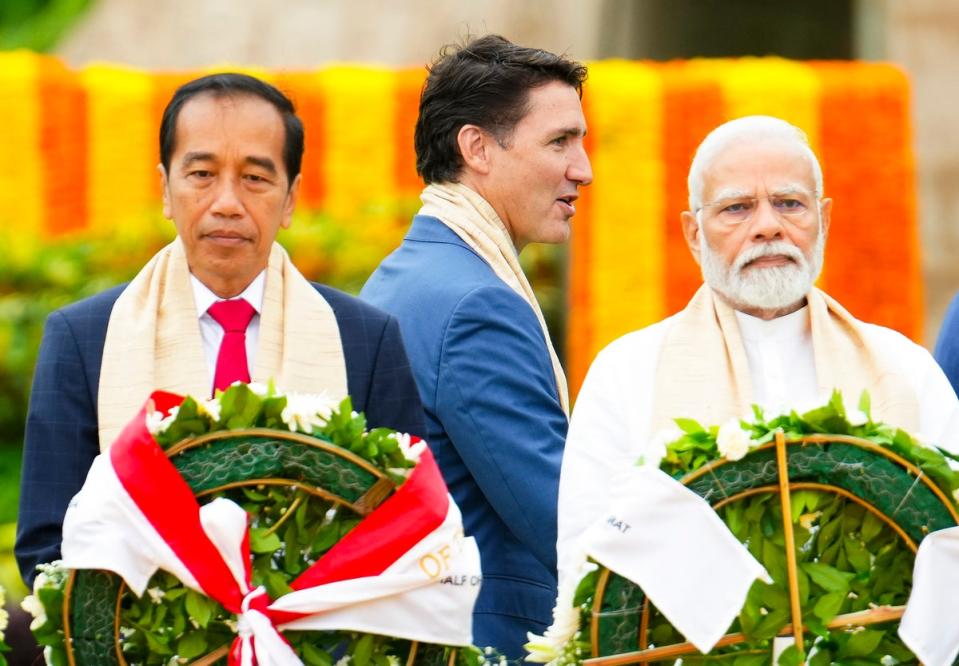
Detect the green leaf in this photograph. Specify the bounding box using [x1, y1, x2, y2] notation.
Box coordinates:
[801, 562, 854, 593]
[674, 417, 705, 434]
[842, 629, 884, 657]
[733, 655, 767, 666]
[777, 645, 802, 666]
[817, 517, 842, 556]
[301, 642, 334, 666]
[860, 510, 884, 543]
[812, 590, 845, 622]
[249, 527, 282, 554]
[177, 631, 208, 660]
[843, 535, 871, 573]
[762, 539, 788, 585]
[352, 634, 374, 666]
[759, 582, 790, 610]
[808, 647, 832, 666]
[857, 390, 871, 420]
[263, 570, 293, 600]
[143, 629, 173, 655]
[184, 590, 213, 629]
[748, 607, 790, 640]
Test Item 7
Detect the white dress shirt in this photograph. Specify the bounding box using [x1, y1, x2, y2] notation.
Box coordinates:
[190, 271, 266, 391]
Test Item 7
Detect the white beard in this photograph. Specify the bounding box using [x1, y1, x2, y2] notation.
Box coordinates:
[700, 223, 825, 312]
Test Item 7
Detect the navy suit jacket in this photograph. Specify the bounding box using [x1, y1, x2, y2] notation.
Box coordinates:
[16, 281, 426, 585]
[361, 216, 567, 658]
[935, 291, 959, 395]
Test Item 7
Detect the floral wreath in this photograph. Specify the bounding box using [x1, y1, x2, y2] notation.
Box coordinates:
[527, 391, 959, 666]
[24, 382, 499, 666]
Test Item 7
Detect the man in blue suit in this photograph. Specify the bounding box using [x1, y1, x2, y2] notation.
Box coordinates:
[16, 73, 425, 586]
[361, 35, 592, 657]
[935, 293, 959, 395]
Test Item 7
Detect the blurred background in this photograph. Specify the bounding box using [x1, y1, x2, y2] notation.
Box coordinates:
[1, 0, 957, 661]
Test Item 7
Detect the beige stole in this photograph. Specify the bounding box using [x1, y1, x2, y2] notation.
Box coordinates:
[418, 182, 570, 416]
[98, 239, 348, 450]
[651, 285, 919, 432]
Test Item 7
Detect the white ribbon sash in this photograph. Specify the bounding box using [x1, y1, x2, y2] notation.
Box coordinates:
[581, 465, 768, 653]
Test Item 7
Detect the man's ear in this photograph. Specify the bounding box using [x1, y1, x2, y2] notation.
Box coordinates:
[158, 164, 172, 219]
[456, 124, 493, 176]
[820, 197, 832, 240]
[681, 210, 702, 266]
[281, 174, 301, 230]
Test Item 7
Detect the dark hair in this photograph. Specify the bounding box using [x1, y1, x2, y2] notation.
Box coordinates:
[415, 34, 588, 184]
[159, 73, 304, 188]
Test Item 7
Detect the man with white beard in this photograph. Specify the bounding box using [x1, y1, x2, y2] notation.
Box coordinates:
[555, 115, 959, 583]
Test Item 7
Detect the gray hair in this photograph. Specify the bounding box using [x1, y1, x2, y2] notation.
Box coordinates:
[687, 115, 824, 212]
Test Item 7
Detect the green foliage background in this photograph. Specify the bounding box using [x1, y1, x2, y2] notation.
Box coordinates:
[0, 0, 92, 51]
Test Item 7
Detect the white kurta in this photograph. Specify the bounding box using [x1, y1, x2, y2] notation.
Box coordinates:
[557, 304, 959, 583]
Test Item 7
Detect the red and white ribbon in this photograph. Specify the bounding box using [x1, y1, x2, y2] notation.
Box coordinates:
[62, 392, 481, 666]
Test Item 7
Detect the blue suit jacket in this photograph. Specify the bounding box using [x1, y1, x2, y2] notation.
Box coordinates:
[935, 291, 959, 394]
[16, 281, 426, 585]
[361, 216, 567, 658]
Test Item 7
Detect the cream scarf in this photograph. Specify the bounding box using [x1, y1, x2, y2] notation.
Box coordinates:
[419, 182, 570, 415]
[652, 285, 919, 432]
[98, 239, 348, 450]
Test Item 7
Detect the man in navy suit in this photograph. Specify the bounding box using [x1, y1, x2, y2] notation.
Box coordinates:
[16, 73, 425, 586]
[361, 35, 592, 657]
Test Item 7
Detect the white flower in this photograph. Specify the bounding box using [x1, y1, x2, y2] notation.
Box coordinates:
[0, 605, 8, 637]
[392, 432, 427, 464]
[198, 398, 221, 423]
[525, 554, 598, 664]
[147, 406, 179, 435]
[333, 656, 352, 666]
[880, 656, 897, 666]
[716, 419, 753, 461]
[247, 382, 270, 396]
[281, 392, 335, 433]
[640, 427, 682, 468]
[846, 409, 868, 427]
[21, 594, 46, 631]
[386, 657, 401, 666]
[147, 587, 165, 604]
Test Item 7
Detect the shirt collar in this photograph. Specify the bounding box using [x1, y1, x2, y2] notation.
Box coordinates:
[735, 305, 810, 343]
[191, 271, 266, 319]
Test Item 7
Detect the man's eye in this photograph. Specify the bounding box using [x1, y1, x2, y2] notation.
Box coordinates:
[550, 136, 567, 146]
[245, 174, 269, 183]
[189, 170, 213, 178]
[774, 198, 805, 210]
[722, 201, 751, 214]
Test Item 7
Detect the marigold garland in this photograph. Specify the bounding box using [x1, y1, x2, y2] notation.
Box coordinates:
[0, 51, 43, 264]
[571, 60, 666, 387]
[0, 53, 923, 398]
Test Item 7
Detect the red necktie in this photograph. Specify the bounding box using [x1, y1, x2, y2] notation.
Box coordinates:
[208, 299, 256, 394]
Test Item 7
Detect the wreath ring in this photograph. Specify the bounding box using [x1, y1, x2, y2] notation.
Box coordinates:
[588, 432, 959, 664]
[60, 427, 452, 666]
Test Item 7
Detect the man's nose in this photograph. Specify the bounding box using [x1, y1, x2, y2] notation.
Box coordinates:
[210, 178, 244, 217]
[749, 198, 785, 240]
[568, 145, 593, 186]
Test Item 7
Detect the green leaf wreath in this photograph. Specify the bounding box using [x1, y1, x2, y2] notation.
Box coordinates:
[527, 391, 959, 666]
[23, 383, 497, 666]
